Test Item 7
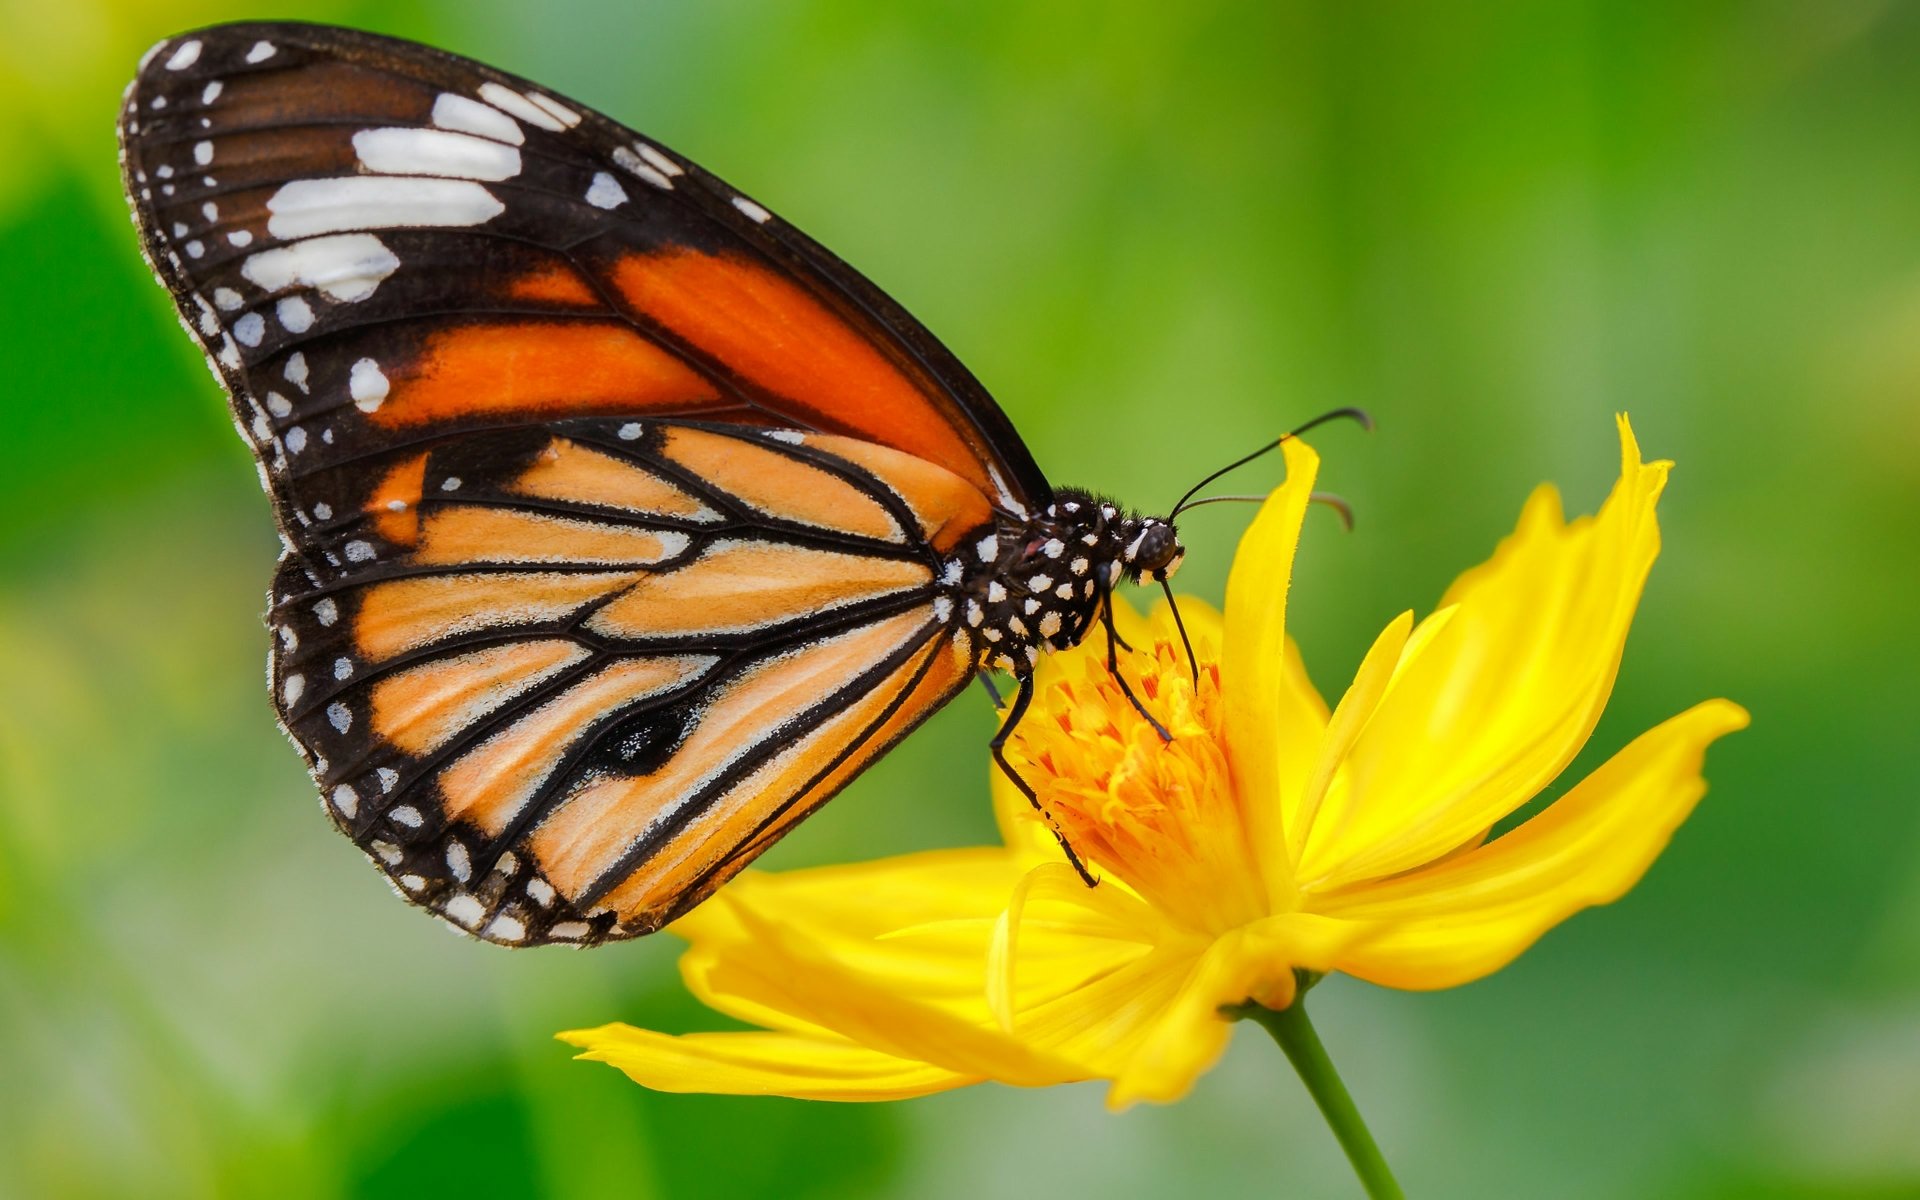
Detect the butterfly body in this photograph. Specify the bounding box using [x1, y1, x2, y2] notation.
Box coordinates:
[118, 22, 1182, 945]
[962, 491, 1182, 676]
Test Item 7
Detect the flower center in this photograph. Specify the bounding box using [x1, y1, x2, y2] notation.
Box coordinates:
[1004, 630, 1270, 934]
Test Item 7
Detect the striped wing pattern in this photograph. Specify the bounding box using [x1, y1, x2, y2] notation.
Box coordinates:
[272, 419, 975, 943]
[115, 23, 1029, 943]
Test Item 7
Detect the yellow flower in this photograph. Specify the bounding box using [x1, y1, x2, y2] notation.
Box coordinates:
[560, 416, 1747, 1110]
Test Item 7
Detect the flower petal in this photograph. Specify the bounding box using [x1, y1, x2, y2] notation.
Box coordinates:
[684, 899, 1088, 1086]
[557, 1024, 974, 1101]
[673, 849, 1032, 1032]
[1222, 436, 1323, 904]
[1308, 416, 1672, 886]
[989, 861, 1166, 1030]
[1290, 609, 1415, 865]
[1313, 698, 1749, 989]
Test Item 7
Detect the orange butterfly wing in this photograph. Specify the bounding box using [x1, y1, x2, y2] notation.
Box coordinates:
[117, 23, 1032, 943]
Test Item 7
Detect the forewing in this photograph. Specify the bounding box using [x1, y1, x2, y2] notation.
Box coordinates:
[117, 22, 1049, 532]
[272, 419, 978, 944]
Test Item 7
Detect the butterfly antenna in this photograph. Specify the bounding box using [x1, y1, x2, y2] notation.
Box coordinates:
[1169, 407, 1372, 519]
[1161, 578, 1200, 687]
[1173, 490, 1356, 529]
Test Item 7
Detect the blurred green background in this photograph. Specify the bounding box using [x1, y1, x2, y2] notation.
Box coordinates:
[2, 1, 1916, 1196]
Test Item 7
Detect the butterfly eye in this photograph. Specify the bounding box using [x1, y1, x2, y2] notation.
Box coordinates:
[1127, 521, 1181, 579]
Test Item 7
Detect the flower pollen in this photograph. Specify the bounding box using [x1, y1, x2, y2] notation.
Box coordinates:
[1007, 635, 1270, 935]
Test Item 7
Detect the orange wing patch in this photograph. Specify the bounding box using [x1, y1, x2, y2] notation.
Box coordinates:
[609, 249, 990, 496]
[367, 454, 429, 545]
[438, 654, 717, 836]
[599, 630, 972, 923]
[527, 606, 937, 900]
[370, 322, 723, 429]
[659, 426, 902, 543]
[371, 639, 591, 756]
[354, 571, 638, 662]
[801, 434, 994, 553]
[585, 541, 928, 640]
[510, 438, 716, 521]
[505, 263, 603, 308]
[413, 506, 691, 567]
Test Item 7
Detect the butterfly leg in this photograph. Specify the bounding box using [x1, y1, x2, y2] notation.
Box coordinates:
[1101, 592, 1172, 743]
[976, 670, 1005, 707]
[990, 672, 1098, 887]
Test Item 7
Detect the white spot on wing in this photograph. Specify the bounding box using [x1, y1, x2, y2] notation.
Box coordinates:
[585, 171, 627, 210]
[486, 914, 527, 942]
[443, 892, 484, 927]
[478, 82, 572, 131]
[277, 296, 313, 333]
[327, 702, 352, 733]
[243, 233, 400, 303]
[165, 40, 202, 70]
[389, 805, 423, 828]
[228, 230, 252, 247]
[446, 841, 472, 882]
[286, 426, 307, 452]
[314, 597, 338, 625]
[266, 391, 292, 417]
[343, 540, 375, 563]
[610, 146, 672, 190]
[431, 92, 524, 144]
[285, 352, 310, 392]
[526, 92, 581, 128]
[264, 177, 504, 239]
[233, 312, 265, 347]
[201, 81, 223, 104]
[193, 140, 213, 165]
[331, 784, 358, 818]
[352, 127, 522, 181]
[349, 358, 389, 410]
[283, 673, 305, 705]
[525, 877, 555, 906]
[245, 40, 276, 64]
[617, 422, 642, 440]
[213, 287, 242, 311]
[635, 143, 683, 177]
[731, 196, 772, 224]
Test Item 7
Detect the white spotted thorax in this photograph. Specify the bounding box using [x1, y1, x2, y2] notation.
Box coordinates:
[950, 488, 1183, 676]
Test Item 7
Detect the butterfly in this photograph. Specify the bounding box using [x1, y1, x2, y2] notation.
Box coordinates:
[117, 21, 1207, 948]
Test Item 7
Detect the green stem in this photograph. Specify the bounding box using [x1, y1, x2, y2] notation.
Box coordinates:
[1244, 997, 1405, 1199]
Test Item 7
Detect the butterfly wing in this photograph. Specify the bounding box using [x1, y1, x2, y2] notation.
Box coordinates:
[118, 22, 1017, 942]
[119, 21, 1047, 523]
[272, 419, 980, 943]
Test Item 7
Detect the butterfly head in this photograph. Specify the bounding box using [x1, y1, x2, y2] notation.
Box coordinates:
[1119, 516, 1184, 585]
